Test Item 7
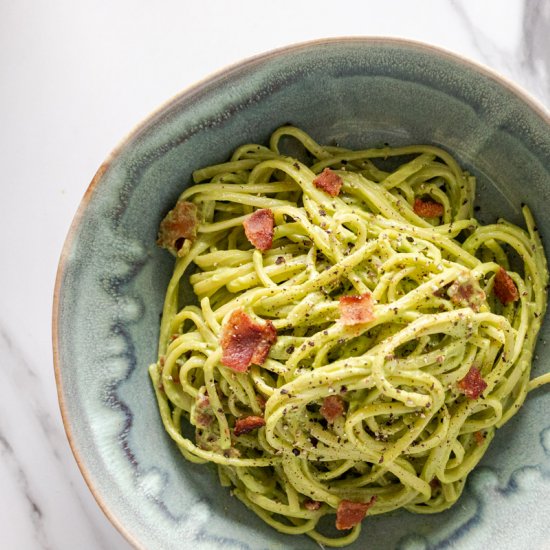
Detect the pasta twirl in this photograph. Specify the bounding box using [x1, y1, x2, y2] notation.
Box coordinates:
[150, 126, 548, 546]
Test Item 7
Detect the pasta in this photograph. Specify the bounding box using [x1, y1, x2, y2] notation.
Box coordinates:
[149, 126, 548, 546]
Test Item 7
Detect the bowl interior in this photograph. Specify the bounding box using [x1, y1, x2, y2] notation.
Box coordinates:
[55, 38, 550, 550]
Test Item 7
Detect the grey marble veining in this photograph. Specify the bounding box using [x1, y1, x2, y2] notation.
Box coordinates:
[0, 429, 50, 549]
[0, 323, 120, 550]
[522, 0, 550, 104]
[0, 0, 548, 549]
[451, 0, 550, 105]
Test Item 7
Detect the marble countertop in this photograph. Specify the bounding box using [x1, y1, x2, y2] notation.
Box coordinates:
[1, 0, 548, 548]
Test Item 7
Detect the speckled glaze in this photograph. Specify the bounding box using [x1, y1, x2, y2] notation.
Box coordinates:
[53, 38, 550, 550]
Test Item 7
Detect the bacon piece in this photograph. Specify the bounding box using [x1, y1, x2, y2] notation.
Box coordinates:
[429, 478, 441, 490]
[197, 394, 210, 409]
[195, 413, 212, 428]
[339, 293, 375, 325]
[413, 198, 444, 218]
[256, 394, 267, 411]
[220, 309, 277, 372]
[313, 168, 343, 197]
[157, 200, 198, 255]
[474, 431, 485, 446]
[320, 395, 345, 423]
[304, 499, 322, 511]
[234, 415, 266, 436]
[494, 267, 519, 305]
[193, 388, 213, 427]
[335, 497, 377, 530]
[458, 366, 487, 399]
[447, 273, 486, 311]
[243, 209, 274, 251]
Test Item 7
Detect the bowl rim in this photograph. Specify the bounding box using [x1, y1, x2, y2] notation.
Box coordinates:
[52, 36, 550, 550]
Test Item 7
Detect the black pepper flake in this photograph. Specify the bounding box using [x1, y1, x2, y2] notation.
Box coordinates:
[310, 437, 319, 448]
[319, 209, 327, 217]
[275, 256, 285, 265]
[293, 162, 301, 170]
[292, 448, 300, 456]
[281, 388, 289, 395]
[286, 345, 295, 354]
[308, 341, 315, 347]
[406, 236, 414, 242]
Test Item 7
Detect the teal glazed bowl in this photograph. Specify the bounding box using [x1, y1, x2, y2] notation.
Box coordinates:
[54, 38, 550, 550]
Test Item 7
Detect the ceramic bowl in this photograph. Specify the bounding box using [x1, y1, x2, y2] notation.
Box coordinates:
[53, 38, 550, 550]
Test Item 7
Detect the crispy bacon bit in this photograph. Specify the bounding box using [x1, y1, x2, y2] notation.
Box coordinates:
[304, 499, 322, 511]
[448, 272, 486, 311]
[429, 478, 441, 490]
[196, 413, 212, 428]
[335, 497, 377, 530]
[413, 198, 444, 218]
[320, 395, 345, 423]
[234, 415, 266, 436]
[193, 388, 213, 427]
[197, 394, 210, 409]
[243, 209, 274, 251]
[339, 293, 375, 325]
[474, 431, 485, 446]
[458, 367, 487, 400]
[313, 168, 343, 197]
[256, 394, 267, 410]
[157, 201, 198, 255]
[220, 309, 277, 372]
[494, 267, 519, 305]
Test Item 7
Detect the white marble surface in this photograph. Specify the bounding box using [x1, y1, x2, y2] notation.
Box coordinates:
[0, 0, 548, 548]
